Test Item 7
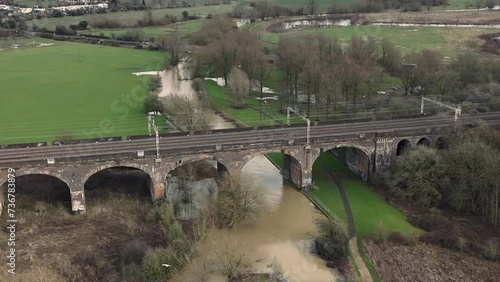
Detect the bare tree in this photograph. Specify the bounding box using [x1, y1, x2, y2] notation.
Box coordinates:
[211, 242, 248, 279]
[306, 0, 318, 15]
[255, 55, 273, 101]
[300, 46, 322, 117]
[346, 36, 377, 66]
[235, 32, 261, 82]
[163, 95, 209, 131]
[164, 33, 183, 67]
[227, 67, 250, 108]
[144, 6, 153, 26]
[202, 33, 238, 85]
[211, 173, 262, 228]
[190, 15, 236, 45]
[379, 38, 402, 75]
[277, 37, 305, 104]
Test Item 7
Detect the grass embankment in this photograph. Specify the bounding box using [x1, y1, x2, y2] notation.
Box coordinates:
[313, 153, 421, 239]
[204, 80, 303, 126]
[0, 38, 167, 144]
[30, 4, 236, 30]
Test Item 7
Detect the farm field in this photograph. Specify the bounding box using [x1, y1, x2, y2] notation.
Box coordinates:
[0, 38, 165, 144]
[82, 19, 205, 38]
[29, 4, 236, 30]
[259, 24, 500, 55]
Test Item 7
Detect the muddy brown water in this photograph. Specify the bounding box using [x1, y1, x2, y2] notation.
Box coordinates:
[171, 155, 338, 282]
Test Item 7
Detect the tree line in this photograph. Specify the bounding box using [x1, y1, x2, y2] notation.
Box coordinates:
[384, 126, 500, 228]
[187, 16, 500, 120]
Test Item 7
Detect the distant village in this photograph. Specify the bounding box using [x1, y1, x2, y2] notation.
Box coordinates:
[0, 0, 107, 18]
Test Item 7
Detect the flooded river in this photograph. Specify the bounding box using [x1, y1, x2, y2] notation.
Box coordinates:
[171, 156, 338, 282]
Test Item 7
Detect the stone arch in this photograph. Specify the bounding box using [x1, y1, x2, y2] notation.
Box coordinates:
[82, 165, 154, 200]
[239, 149, 304, 188]
[417, 137, 431, 147]
[396, 139, 411, 156]
[315, 145, 372, 181]
[167, 155, 229, 179]
[1, 172, 73, 215]
[435, 137, 447, 149]
[317, 143, 372, 165]
[239, 149, 304, 172]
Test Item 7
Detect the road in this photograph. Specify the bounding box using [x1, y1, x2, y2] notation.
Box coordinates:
[1, 112, 500, 167]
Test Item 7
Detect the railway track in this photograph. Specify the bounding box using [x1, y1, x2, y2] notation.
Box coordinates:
[1, 112, 499, 166]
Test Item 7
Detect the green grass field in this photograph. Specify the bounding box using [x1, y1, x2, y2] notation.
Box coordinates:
[0, 38, 165, 144]
[82, 19, 205, 39]
[260, 25, 500, 55]
[204, 80, 303, 126]
[30, 4, 236, 30]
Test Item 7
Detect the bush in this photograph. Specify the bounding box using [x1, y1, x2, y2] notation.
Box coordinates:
[120, 239, 148, 265]
[144, 95, 164, 113]
[369, 222, 389, 242]
[408, 210, 451, 232]
[55, 25, 76, 35]
[483, 238, 499, 260]
[191, 78, 204, 93]
[150, 75, 162, 92]
[120, 262, 143, 280]
[116, 30, 145, 42]
[143, 247, 175, 280]
[388, 232, 406, 245]
[314, 218, 349, 267]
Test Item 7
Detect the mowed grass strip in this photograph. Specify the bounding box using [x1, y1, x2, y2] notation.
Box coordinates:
[0, 39, 164, 144]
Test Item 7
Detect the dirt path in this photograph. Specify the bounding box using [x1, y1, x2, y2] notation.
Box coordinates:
[318, 159, 373, 282]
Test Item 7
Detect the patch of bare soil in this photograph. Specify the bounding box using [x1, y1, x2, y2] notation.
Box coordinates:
[365, 240, 500, 282]
[479, 33, 500, 55]
[365, 10, 500, 25]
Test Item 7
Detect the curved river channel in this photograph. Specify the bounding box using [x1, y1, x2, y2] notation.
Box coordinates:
[171, 155, 339, 282]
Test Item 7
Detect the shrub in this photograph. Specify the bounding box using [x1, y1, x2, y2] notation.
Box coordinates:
[153, 201, 174, 227]
[120, 262, 143, 280]
[456, 237, 468, 253]
[314, 218, 349, 267]
[369, 222, 389, 242]
[120, 240, 149, 265]
[150, 75, 162, 92]
[408, 210, 451, 232]
[483, 238, 499, 260]
[191, 78, 204, 93]
[388, 232, 406, 245]
[144, 95, 164, 113]
[143, 247, 175, 280]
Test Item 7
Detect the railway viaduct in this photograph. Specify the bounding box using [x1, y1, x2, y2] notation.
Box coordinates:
[1, 112, 499, 214]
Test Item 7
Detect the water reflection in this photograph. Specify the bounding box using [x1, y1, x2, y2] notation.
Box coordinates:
[172, 155, 338, 281]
